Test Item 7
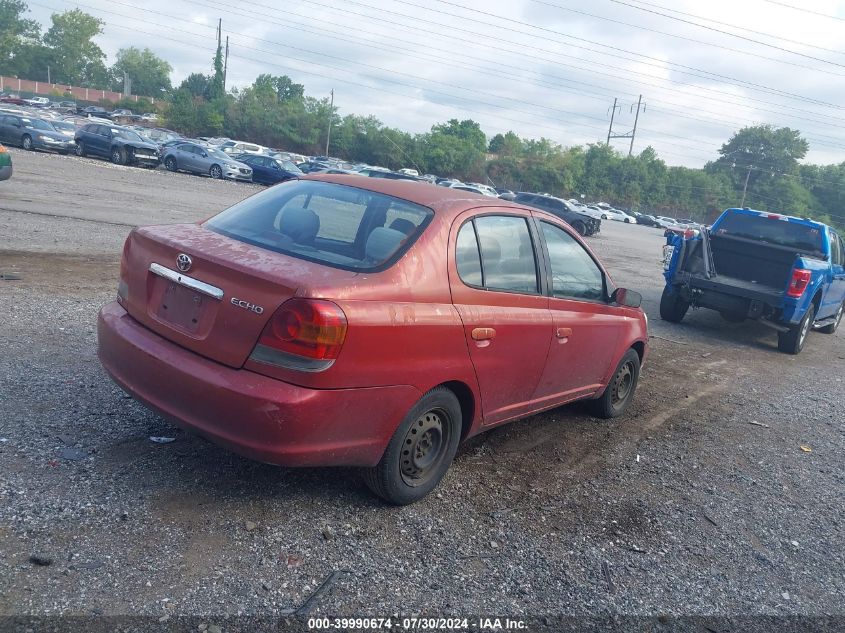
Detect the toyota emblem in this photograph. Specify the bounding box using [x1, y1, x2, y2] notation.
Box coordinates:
[176, 253, 192, 272]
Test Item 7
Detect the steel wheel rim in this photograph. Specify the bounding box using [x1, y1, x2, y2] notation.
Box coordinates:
[611, 361, 635, 406]
[400, 409, 449, 487]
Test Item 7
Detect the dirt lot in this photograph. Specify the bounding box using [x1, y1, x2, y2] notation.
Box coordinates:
[1, 149, 843, 627]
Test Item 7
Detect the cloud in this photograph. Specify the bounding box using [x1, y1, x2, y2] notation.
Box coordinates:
[20, 0, 845, 167]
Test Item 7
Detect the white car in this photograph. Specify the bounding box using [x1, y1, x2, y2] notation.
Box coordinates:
[26, 96, 50, 107]
[466, 182, 500, 197]
[575, 204, 604, 220]
[655, 216, 679, 228]
[398, 167, 419, 176]
[599, 207, 634, 222]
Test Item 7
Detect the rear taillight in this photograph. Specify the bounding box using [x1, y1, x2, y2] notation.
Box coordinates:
[250, 298, 347, 372]
[786, 269, 811, 298]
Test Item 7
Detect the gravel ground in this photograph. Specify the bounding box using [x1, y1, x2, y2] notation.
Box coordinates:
[0, 149, 843, 627]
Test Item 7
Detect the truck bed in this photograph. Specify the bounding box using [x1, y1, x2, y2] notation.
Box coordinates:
[689, 274, 784, 304]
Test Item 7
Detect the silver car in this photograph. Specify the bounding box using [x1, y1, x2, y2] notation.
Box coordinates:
[162, 141, 253, 181]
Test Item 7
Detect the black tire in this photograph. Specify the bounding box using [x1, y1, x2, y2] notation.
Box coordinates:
[363, 386, 462, 505]
[75, 142, 86, 157]
[111, 146, 126, 165]
[818, 301, 844, 334]
[778, 303, 815, 354]
[21, 134, 33, 150]
[659, 286, 689, 323]
[601, 214, 608, 220]
[210, 164, 223, 179]
[572, 220, 587, 236]
[591, 349, 641, 419]
[164, 156, 177, 172]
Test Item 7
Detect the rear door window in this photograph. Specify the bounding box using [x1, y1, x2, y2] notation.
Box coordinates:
[455, 215, 538, 294]
[206, 180, 432, 271]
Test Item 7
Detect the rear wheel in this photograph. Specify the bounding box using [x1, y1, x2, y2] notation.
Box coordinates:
[164, 156, 177, 171]
[21, 134, 33, 150]
[592, 349, 641, 419]
[659, 286, 689, 322]
[209, 164, 223, 179]
[75, 142, 86, 157]
[111, 146, 126, 165]
[778, 304, 815, 354]
[571, 220, 587, 236]
[363, 387, 461, 505]
[818, 301, 843, 334]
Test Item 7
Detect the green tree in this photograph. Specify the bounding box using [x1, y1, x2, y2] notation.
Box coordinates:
[179, 73, 210, 98]
[42, 9, 107, 87]
[108, 47, 172, 96]
[0, 0, 41, 76]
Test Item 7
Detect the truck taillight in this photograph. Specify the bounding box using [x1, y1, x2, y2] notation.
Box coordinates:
[786, 269, 811, 298]
[250, 299, 347, 372]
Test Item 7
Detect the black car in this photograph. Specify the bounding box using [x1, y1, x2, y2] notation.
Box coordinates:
[234, 154, 303, 185]
[513, 192, 600, 237]
[297, 161, 334, 174]
[0, 114, 75, 154]
[74, 123, 160, 166]
[78, 106, 112, 119]
[636, 214, 662, 227]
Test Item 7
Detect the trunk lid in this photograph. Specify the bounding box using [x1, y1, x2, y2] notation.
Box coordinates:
[120, 223, 356, 368]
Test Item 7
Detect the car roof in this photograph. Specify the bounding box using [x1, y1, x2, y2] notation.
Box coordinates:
[304, 174, 554, 220]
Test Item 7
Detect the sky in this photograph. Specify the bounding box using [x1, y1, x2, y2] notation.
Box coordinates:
[21, 0, 845, 168]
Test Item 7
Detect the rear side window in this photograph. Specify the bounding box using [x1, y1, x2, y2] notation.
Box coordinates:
[206, 180, 432, 272]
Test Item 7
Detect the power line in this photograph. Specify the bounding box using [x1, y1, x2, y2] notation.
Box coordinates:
[402, 0, 845, 106]
[762, 0, 845, 22]
[607, 0, 845, 69]
[615, 0, 845, 56]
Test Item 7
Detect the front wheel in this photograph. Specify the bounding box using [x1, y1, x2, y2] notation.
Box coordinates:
[209, 164, 223, 179]
[778, 304, 815, 354]
[817, 301, 843, 334]
[111, 146, 126, 165]
[572, 220, 587, 236]
[591, 349, 641, 419]
[363, 386, 462, 505]
[164, 156, 177, 171]
[21, 134, 33, 150]
[659, 286, 689, 322]
[75, 142, 86, 157]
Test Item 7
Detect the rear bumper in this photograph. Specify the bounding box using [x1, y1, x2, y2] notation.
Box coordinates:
[97, 302, 421, 467]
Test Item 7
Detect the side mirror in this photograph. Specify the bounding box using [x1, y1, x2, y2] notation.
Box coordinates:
[611, 287, 642, 308]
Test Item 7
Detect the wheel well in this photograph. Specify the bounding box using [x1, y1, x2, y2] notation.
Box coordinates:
[630, 341, 645, 362]
[812, 290, 822, 313]
[439, 381, 475, 441]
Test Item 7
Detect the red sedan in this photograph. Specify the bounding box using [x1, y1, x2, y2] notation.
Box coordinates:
[98, 175, 648, 504]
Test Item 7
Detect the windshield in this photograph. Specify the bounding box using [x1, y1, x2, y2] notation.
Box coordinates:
[715, 211, 824, 254]
[112, 129, 144, 142]
[51, 121, 75, 132]
[206, 180, 433, 272]
[22, 118, 53, 130]
[208, 149, 231, 160]
[281, 161, 304, 173]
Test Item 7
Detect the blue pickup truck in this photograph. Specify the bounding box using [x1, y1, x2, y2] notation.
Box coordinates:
[660, 208, 845, 354]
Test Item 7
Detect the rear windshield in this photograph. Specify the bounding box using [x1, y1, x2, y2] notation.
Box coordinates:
[206, 180, 433, 271]
[715, 212, 824, 255]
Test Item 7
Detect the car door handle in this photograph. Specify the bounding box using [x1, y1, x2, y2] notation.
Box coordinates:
[471, 327, 496, 341]
[556, 327, 572, 339]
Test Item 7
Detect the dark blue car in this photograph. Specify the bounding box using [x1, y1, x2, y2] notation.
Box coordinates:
[234, 154, 303, 185]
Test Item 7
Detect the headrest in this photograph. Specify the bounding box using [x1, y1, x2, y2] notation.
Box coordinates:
[389, 218, 416, 235]
[279, 207, 320, 245]
[365, 227, 407, 263]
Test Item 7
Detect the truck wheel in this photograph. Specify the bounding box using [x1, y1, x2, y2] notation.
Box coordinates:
[659, 286, 689, 323]
[817, 301, 843, 335]
[363, 386, 461, 505]
[778, 304, 815, 354]
[591, 349, 640, 419]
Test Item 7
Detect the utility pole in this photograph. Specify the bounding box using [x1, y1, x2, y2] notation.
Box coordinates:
[740, 165, 752, 207]
[629, 94, 643, 157]
[325, 89, 334, 156]
[606, 97, 618, 146]
[47, 65, 50, 84]
[123, 71, 131, 97]
[223, 36, 229, 91]
[606, 95, 644, 154]
[217, 18, 222, 49]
